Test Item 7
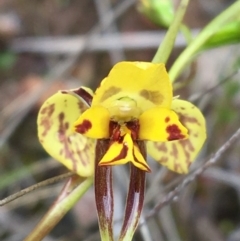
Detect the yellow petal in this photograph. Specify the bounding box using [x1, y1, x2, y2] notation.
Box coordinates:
[147, 99, 206, 174]
[37, 90, 95, 177]
[74, 105, 110, 139]
[139, 107, 188, 141]
[133, 145, 151, 172]
[99, 133, 133, 166]
[99, 133, 150, 172]
[92, 62, 173, 116]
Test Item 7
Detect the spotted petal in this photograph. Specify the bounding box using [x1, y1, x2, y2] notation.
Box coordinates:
[74, 105, 110, 139]
[147, 99, 206, 174]
[37, 89, 96, 177]
[139, 107, 188, 141]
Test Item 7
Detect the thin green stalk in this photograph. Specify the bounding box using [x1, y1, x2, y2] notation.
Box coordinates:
[152, 0, 190, 64]
[24, 175, 93, 241]
[169, 0, 240, 82]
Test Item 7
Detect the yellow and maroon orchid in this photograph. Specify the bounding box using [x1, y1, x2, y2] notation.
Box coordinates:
[37, 61, 206, 176]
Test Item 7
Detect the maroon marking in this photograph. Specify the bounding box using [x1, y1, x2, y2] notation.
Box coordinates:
[166, 124, 185, 141]
[74, 87, 93, 106]
[179, 114, 200, 126]
[67, 136, 72, 144]
[109, 121, 120, 139]
[78, 101, 88, 112]
[40, 103, 55, 116]
[57, 109, 93, 172]
[139, 89, 163, 104]
[99, 86, 121, 102]
[180, 139, 195, 152]
[155, 142, 167, 152]
[75, 120, 92, 134]
[174, 161, 184, 173]
[194, 133, 199, 138]
[65, 122, 69, 129]
[74, 141, 87, 167]
[170, 143, 178, 159]
[109, 121, 126, 143]
[58, 112, 78, 171]
[133, 147, 151, 172]
[165, 117, 170, 123]
[102, 144, 128, 164]
[126, 120, 140, 140]
[61, 90, 68, 94]
[40, 104, 55, 137]
[159, 157, 168, 163]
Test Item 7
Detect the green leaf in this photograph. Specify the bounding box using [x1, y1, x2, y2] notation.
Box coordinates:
[201, 21, 240, 50]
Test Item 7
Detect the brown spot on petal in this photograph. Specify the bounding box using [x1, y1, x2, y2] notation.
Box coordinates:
[40, 103, 55, 137]
[159, 157, 168, 163]
[194, 133, 199, 138]
[165, 117, 170, 123]
[180, 139, 195, 152]
[155, 142, 167, 152]
[75, 120, 92, 134]
[166, 124, 185, 141]
[57, 112, 79, 172]
[40, 103, 55, 116]
[100, 86, 121, 102]
[170, 143, 178, 159]
[179, 114, 200, 126]
[139, 89, 163, 104]
[174, 162, 184, 173]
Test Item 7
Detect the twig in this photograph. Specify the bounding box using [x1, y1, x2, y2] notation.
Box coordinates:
[189, 68, 240, 102]
[0, 172, 74, 206]
[10, 30, 200, 54]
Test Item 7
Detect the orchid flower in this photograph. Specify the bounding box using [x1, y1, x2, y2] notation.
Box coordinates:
[38, 61, 206, 176]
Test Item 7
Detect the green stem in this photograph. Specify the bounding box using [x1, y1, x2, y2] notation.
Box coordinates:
[169, 0, 240, 82]
[24, 175, 93, 241]
[152, 0, 190, 64]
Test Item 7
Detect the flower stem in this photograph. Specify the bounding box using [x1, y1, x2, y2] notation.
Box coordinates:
[24, 175, 93, 241]
[95, 140, 114, 241]
[152, 0, 190, 64]
[118, 141, 146, 241]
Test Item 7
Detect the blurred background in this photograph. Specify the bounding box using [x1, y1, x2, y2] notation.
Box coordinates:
[0, 0, 240, 240]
